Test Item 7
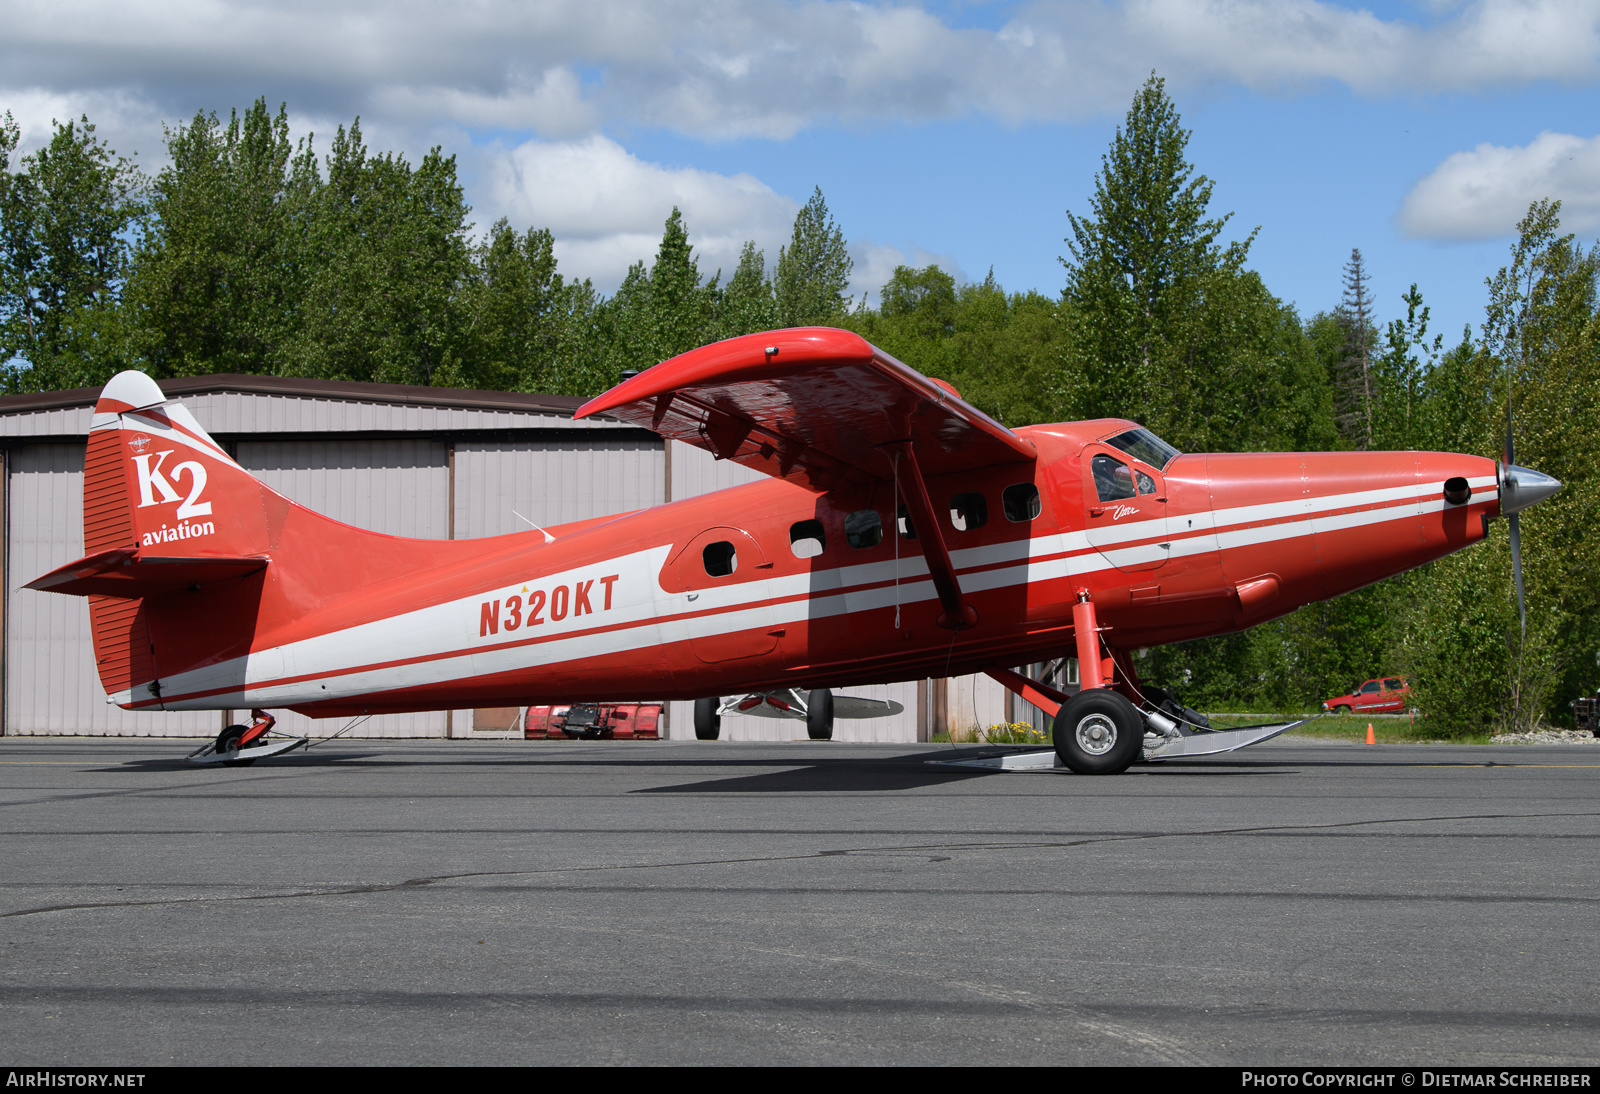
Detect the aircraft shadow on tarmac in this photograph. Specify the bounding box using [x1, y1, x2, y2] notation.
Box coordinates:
[93, 747, 1408, 792]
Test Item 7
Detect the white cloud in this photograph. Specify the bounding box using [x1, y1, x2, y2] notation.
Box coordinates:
[3, 1, 1596, 150]
[484, 134, 799, 291]
[1400, 131, 1600, 239]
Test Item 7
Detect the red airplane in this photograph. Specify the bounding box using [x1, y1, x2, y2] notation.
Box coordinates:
[27, 327, 1558, 773]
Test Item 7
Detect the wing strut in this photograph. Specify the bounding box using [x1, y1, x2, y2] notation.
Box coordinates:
[887, 441, 977, 630]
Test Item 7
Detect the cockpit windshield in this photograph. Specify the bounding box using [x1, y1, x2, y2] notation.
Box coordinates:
[1107, 428, 1180, 470]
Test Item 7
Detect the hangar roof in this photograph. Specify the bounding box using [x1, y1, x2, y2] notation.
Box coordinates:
[0, 374, 625, 441]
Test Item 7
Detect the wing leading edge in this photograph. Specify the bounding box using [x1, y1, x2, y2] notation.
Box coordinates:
[574, 327, 1035, 491]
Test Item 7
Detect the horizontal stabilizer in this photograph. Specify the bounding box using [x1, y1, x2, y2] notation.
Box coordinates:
[26, 548, 268, 598]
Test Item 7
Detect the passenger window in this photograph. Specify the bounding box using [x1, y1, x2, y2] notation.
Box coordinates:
[845, 510, 882, 548]
[789, 520, 826, 559]
[1359, 681, 1381, 695]
[897, 504, 917, 540]
[1002, 483, 1040, 522]
[950, 492, 987, 531]
[1092, 454, 1137, 502]
[703, 540, 737, 577]
[1136, 471, 1156, 495]
[1384, 678, 1403, 690]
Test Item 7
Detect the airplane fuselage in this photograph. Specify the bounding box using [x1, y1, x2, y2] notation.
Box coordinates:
[111, 416, 1498, 718]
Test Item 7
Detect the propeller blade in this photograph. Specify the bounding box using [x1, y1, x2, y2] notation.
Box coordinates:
[1509, 510, 1526, 639]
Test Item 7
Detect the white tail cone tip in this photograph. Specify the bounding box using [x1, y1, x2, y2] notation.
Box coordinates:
[96, 370, 166, 414]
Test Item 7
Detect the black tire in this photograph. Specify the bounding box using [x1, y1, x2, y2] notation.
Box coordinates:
[215, 724, 256, 767]
[1332, 704, 1352, 716]
[693, 697, 722, 741]
[806, 688, 834, 741]
[1052, 689, 1142, 775]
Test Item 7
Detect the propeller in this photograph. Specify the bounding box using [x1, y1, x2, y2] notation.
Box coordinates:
[1505, 416, 1525, 638]
[1500, 379, 1562, 639]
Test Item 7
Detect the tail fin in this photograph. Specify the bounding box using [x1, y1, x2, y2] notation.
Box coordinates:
[33, 371, 505, 710]
[26, 372, 283, 703]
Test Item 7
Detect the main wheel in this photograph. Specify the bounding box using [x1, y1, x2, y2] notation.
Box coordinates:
[805, 688, 834, 741]
[693, 697, 722, 740]
[215, 724, 256, 767]
[1052, 689, 1142, 775]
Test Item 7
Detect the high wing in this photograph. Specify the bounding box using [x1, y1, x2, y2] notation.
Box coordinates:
[574, 327, 1035, 490]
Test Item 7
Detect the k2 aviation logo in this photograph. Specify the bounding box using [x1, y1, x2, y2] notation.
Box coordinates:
[129, 447, 217, 545]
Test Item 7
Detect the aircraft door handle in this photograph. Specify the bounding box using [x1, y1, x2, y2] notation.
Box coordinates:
[1090, 506, 1106, 516]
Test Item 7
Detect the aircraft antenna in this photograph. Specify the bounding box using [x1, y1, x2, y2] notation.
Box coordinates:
[512, 509, 557, 544]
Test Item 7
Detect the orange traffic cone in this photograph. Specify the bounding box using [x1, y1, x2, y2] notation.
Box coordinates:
[1366, 723, 1376, 745]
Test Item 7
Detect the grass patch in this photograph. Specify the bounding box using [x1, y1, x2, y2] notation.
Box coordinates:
[1207, 712, 1493, 745]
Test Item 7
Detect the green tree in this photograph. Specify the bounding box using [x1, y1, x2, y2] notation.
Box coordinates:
[124, 100, 308, 379]
[711, 241, 777, 341]
[1394, 200, 1600, 735]
[1371, 284, 1445, 451]
[290, 120, 472, 385]
[1332, 248, 1378, 448]
[454, 220, 572, 392]
[774, 187, 852, 326]
[1, 112, 147, 391]
[1061, 72, 1253, 421]
[646, 207, 716, 362]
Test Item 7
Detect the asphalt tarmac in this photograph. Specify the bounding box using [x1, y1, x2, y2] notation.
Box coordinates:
[2, 735, 1598, 1067]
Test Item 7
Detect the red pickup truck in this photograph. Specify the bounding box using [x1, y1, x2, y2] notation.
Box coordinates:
[1323, 677, 1411, 715]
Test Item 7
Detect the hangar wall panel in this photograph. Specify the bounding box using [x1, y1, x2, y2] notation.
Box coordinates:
[6, 444, 218, 735]
[669, 441, 766, 502]
[234, 439, 450, 737]
[454, 437, 665, 539]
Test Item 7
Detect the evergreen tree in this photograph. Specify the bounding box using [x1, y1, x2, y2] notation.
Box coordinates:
[1333, 248, 1377, 448]
[1062, 72, 1252, 421]
[774, 187, 852, 326]
[646, 207, 714, 362]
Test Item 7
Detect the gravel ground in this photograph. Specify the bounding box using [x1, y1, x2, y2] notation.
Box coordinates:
[1490, 727, 1600, 744]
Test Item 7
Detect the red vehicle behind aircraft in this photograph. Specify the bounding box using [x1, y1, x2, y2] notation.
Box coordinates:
[27, 327, 1559, 774]
[1323, 677, 1411, 716]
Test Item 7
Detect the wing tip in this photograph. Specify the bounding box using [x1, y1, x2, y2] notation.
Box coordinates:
[576, 327, 873, 421]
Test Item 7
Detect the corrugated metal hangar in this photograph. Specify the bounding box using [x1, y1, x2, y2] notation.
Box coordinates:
[0, 374, 1040, 742]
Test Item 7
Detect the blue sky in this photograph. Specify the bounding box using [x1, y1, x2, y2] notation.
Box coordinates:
[5, 0, 1598, 345]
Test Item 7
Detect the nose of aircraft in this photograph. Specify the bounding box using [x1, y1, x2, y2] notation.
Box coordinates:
[1500, 464, 1562, 515]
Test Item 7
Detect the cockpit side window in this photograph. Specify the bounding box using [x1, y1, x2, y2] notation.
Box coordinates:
[1107, 428, 1181, 470]
[1092, 454, 1137, 502]
[1136, 470, 1156, 495]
